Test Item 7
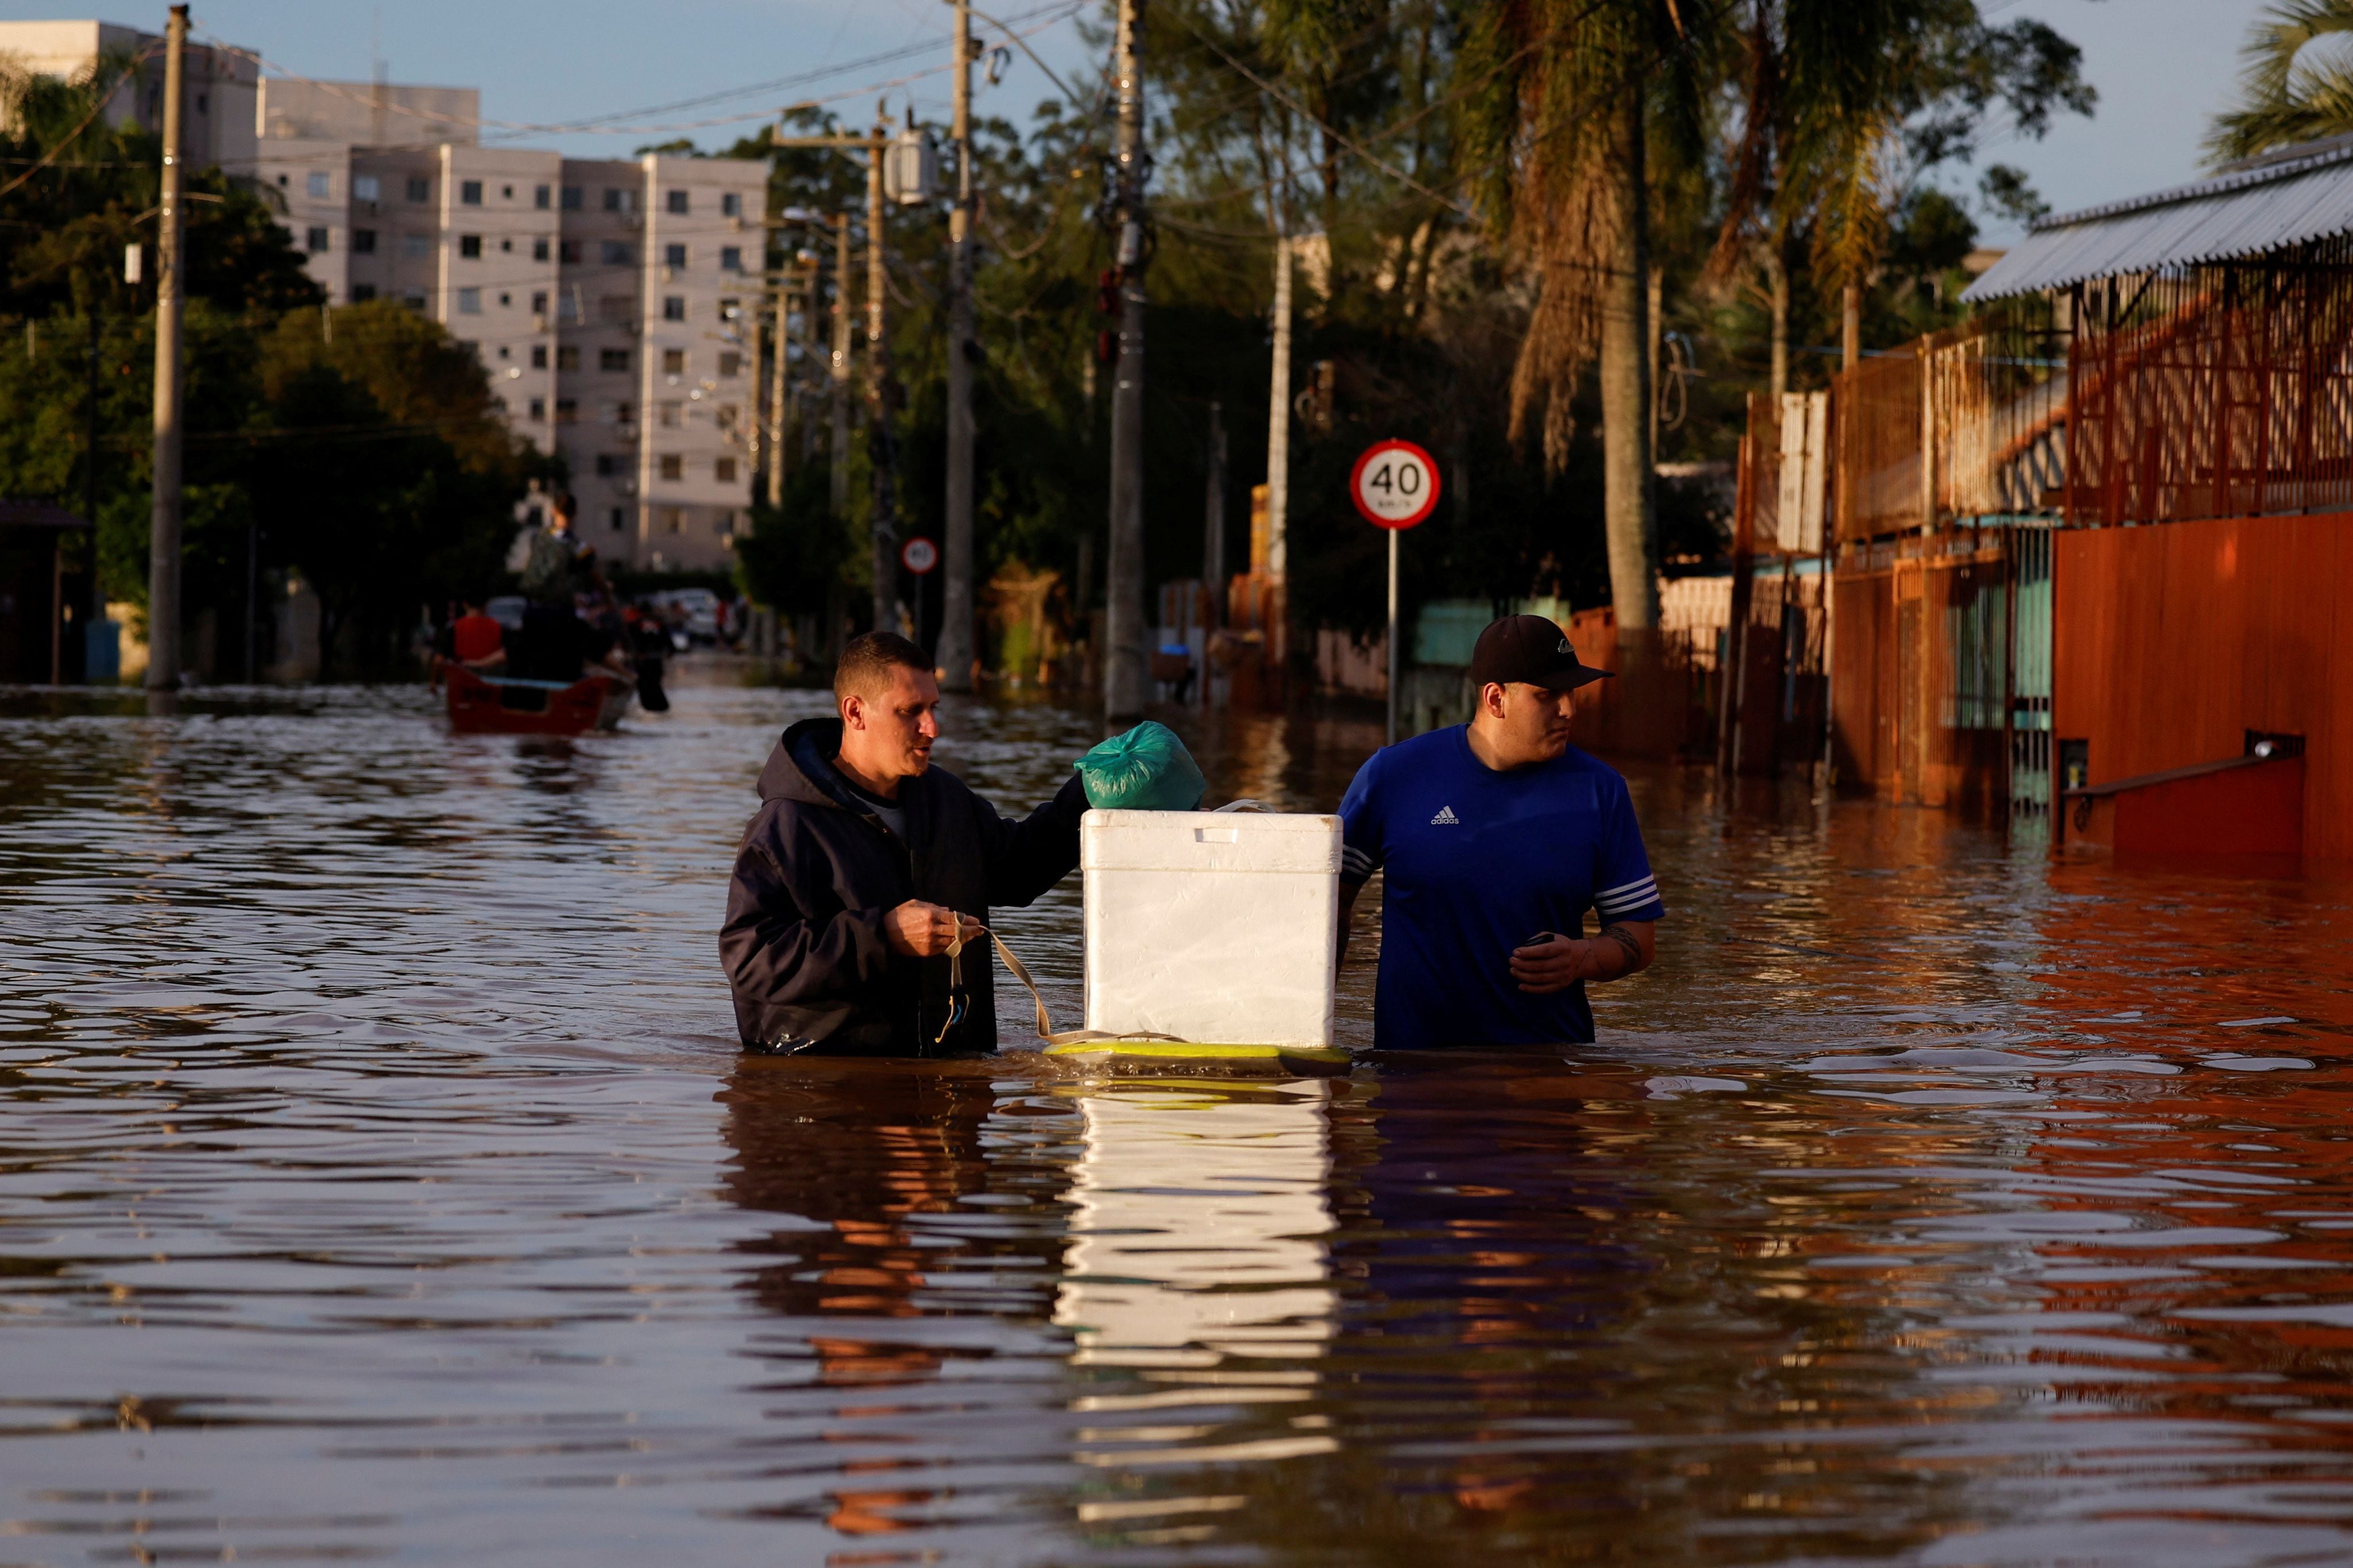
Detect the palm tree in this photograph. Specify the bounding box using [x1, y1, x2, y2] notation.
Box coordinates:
[2209, 0, 2353, 164]
[1458, 0, 1717, 648]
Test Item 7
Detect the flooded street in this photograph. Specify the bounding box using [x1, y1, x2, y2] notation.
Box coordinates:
[6, 680, 2353, 1567]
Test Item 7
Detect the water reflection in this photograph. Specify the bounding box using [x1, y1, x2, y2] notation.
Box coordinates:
[8, 684, 2353, 1565]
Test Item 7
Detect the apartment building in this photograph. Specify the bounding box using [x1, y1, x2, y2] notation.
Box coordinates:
[0, 20, 256, 168]
[6, 21, 763, 574]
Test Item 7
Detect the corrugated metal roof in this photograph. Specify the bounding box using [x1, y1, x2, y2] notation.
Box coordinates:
[1962, 135, 2353, 302]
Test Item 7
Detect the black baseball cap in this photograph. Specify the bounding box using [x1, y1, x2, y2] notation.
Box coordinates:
[1469, 614, 1613, 692]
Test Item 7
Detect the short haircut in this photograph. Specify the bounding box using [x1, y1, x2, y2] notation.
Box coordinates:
[550, 490, 577, 521]
[834, 632, 931, 705]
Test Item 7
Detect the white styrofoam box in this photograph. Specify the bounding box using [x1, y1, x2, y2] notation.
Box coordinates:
[1081, 808, 1341, 1046]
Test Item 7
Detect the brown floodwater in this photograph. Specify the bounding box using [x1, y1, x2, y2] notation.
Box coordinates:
[5, 679, 2353, 1566]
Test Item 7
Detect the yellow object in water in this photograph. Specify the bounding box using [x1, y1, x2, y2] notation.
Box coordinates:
[1042, 1039, 1351, 1077]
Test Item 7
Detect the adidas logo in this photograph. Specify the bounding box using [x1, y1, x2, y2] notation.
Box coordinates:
[1430, 805, 1461, 826]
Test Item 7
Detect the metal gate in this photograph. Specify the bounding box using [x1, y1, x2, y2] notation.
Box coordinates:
[2006, 524, 2054, 828]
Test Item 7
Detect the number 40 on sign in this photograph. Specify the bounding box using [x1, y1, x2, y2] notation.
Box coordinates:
[1348, 438, 1442, 746]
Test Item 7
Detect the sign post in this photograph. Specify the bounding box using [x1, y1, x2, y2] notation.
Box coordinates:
[1349, 439, 1440, 745]
[901, 536, 939, 648]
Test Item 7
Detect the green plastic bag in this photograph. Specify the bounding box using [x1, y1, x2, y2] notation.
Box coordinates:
[1076, 721, 1207, 811]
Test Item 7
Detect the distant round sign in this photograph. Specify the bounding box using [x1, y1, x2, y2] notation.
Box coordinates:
[901, 536, 940, 575]
[1349, 439, 1441, 530]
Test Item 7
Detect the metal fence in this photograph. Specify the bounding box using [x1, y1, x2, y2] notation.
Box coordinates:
[2066, 241, 2353, 525]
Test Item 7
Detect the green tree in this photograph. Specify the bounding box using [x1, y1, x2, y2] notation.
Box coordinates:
[2208, 0, 2353, 162]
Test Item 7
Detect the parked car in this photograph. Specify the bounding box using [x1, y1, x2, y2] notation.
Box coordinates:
[647, 588, 722, 646]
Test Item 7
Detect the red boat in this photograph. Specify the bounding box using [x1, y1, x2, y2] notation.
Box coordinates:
[444, 665, 632, 735]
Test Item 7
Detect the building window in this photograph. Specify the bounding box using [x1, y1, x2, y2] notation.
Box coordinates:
[662, 349, 686, 375]
[530, 291, 548, 317]
[658, 401, 682, 428]
[601, 240, 634, 266]
[610, 401, 636, 427]
[535, 184, 551, 209]
[497, 293, 511, 308]
[561, 185, 583, 210]
[306, 226, 330, 253]
[501, 184, 514, 200]
[662, 296, 685, 322]
[350, 282, 377, 302]
[559, 239, 582, 265]
[609, 507, 627, 532]
[500, 238, 513, 253]
[352, 227, 377, 254]
[664, 243, 687, 267]
[496, 343, 509, 357]
[716, 403, 738, 431]
[721, 192, 741, 218]
[720, 245, 743, 272]
[530, 344, 548, 369]
[406, 176, 431, 203]
[532, 237, 548, 261]
[354, 174, 380, 202]
[663, 506, 686, 534]
[528, 397, 545, 420]
[717, 351, 741, 377]
[457, 287, 482, 315]
[717, 297, 741, 321]
[403, 233, 431, 259]
[666, 189, 689, 216]
[555, 398, 578, 424]
[557, 346, 580, 371]
[604, 188, 635, 214]
[600, 347, 631, 373]
[461, 179, 482, 206]
[307, 171, 331, 199]
[558, 292, 581, 323]
[715, 456, 737, 483]
[401, 289, 428, 312]
[594, 454, 621, 477]
[459, 234, 481, 258]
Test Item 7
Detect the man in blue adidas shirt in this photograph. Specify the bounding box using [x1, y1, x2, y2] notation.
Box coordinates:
[1338, 615, 1665, 1048]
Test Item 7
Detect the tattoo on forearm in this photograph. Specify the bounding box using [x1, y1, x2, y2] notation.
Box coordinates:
[1599, 923, 1644, 977]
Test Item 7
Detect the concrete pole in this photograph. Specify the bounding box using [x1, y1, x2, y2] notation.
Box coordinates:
[1265, 229, 1291, 579]
[145, 5, 189, 691]
[766, 265, 789, 508]
[830, 212, 852, 522]
[865, 125, 897, 636]
[1102, 0, 1150, 720]
[1203, 399, 1226, 611]
[936, 0, 979, 689]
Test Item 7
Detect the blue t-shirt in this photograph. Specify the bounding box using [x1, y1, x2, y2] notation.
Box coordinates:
[1338, 726, 1666, 1049]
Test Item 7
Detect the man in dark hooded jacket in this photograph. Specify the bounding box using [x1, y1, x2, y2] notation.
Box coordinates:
[720, 632, 1089, 1055]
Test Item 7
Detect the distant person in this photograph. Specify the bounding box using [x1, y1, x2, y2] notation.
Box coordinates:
[1337, 615, 1665, 1049]
[448, 596, 507, 672]
[720, 632, 1088, 1056]
[515, 493, 612, 681]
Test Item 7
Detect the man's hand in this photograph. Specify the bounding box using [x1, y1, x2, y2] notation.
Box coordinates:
[883, 900, 983, 957]
[1509, 922, 1655, 994]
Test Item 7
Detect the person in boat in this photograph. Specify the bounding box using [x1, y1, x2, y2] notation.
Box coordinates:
[720, 632, 1089, 1056]
[1336, 614, 1665, 1049]
[513, 493, 606, 682]
[429, 595, 508, 684]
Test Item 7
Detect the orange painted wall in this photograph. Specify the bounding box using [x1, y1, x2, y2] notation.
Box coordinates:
[2056, 512, 2353, 861]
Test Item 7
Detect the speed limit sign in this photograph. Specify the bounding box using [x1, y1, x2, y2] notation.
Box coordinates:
[1350, 439, 1441, 530]
[900, 536, 939, 575]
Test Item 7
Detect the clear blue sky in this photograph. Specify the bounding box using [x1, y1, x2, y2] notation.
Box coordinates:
[0, 0, 2282, 242]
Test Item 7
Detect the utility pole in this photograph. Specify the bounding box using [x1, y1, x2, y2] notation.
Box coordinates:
[766, 260, 790, 509]
[936, 0, 979, 689]
[864, 111, 896, 637]
[145, 3, 188, 692]
[1102, 0, 1150, 719]
[1264, 228, 1291, 579]
[774, 129, 894, 633]
[1203, 399, 1226, 612]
